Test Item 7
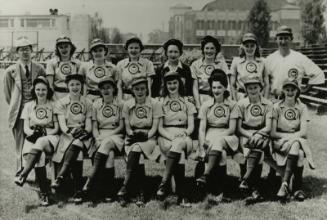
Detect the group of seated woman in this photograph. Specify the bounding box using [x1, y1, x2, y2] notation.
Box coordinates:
[13, 34, 314, 208]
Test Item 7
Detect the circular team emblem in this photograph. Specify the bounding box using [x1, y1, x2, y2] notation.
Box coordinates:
[170, 101, 181, 112]
[250, 105, 262, 117]
[214, 106, 225, 118]
[205, 65, 215, 75]
[246, 62, 257, 73]
[94, 67, 106, 78]
[288, 68, 299, 79]
[128, 63, 140, 74]
[102, 105, 114, 118]
[36, 108, 47, 119]
[60, 63, 72, 75]
[284, 109, 296, 120]
[135, 107, 147, 119]
[70, 103, 83, 115]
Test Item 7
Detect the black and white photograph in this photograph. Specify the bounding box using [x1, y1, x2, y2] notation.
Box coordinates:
[0, 0, 327, 219]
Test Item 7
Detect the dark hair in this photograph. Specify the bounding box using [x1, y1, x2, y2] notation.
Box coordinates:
[208, 69, 230, 98]
[131, 81, 149, 97]
[124, 37, 144, 51]
[162, 75, 185, 97]
[55, 43, 76, 60]
[31, 80, 54, 100]
[99, 81, 118, 97]
[201, 36, 221, 56]
[163, 39, 183, 56]
[239, 42, 261, 58]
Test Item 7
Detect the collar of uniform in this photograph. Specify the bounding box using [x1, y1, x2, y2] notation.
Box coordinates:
[61, 95, 85, 105]
[199, 57, 221, 68]
[89, 60, 113, 70]
[124, 57, 144, 68]
[207, 97, 232, 108]
[239, 57, 262, 64]
[243, 96, 270, 108]
[162, 96, 185, 105]
[31, 100, 52, 109]
[98, 97, 120, 108]
[55, 56, 78, 65]
[163, 60, 183, 70]
[129, 96, 152, 108]
[278, 99, 302, 110]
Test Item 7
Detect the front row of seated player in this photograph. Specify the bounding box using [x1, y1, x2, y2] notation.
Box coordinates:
[14, 70, 314, 207]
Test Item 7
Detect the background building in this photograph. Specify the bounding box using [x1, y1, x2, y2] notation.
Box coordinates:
[169, 0, 303, 44]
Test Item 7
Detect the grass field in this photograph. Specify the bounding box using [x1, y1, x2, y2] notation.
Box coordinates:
[1, 73, 327, 220]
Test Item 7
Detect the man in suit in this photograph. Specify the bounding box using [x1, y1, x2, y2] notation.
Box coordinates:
[3, 36, 46, 175]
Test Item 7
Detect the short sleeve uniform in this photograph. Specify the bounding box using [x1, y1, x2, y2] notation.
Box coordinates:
[265, 50, 324, 97]
[122, 97, 161, 160]
[158, 96, 196, 159]
[46, 57, 81, 99]
[88, 98, 124, 157]
[52, 95, 93, 163]
[271, 101, 314, 168]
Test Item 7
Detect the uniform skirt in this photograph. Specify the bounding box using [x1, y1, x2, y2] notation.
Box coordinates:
[158, 127, 194, 161]
[88, 129, 124, 157]
[52, 133, 92, 163]
[272, 137, 315, 169]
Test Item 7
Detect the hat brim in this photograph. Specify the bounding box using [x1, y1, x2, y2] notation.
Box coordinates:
[65, 74, 84, 84]
[276, 32, 293, 37]
[244, 81, 263, 87]
[90, 43, 107, 51]
[242, 39, 257, 43]
[131, 79, 148, 87]
[282, 82, 300, 90]
[98, 80, 116, 89]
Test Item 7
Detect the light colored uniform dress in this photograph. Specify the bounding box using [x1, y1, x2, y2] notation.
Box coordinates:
[237, 97, 273, 159]
[88, 97, 124, 157]
[79, 61, 119, 101]
[46, 57, 81, 100]
[271, 101, 314, 168]
[157, 96, 196, 161]
[117, 57, 155, 100]
[230, 57, 265, 100]
[190, 58, 229, 104]
[122, 97, 161, 160]
[198, 98, 242, 162]
[52, 95, 93, 163]
[264, 49, 325, 97]
[21, 100, 59, 167]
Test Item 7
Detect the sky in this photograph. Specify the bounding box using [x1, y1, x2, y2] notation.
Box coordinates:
[0, 0, 212, 40]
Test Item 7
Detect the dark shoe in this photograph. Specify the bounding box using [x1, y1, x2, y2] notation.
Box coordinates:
[104, 196, 114, 203]
[195, 175, 207, 189]
[156, 181, 168, 200]
[73, 191, 84, 204]
[14, 175, 26, 187]
[277, 182, 289, 198]
[245, 190, 264, 205]
[239, 179, 249, 190]
[39, 193, 50, 206]
[51, 176, 64, 189]
[117, 185, 127, 197]
[293, 190, 306, 202]
[135, 192, 145, 207]
[177, 197, 192, 208]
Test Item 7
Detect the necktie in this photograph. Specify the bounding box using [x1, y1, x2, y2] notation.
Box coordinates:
[25, 65, 30, 78]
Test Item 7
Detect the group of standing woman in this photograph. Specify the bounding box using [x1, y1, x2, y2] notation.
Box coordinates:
[10, 30, 315, 208]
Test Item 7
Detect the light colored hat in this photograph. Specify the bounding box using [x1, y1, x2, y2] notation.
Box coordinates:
[164, 71, 180, 79]
[131, 77, 148, 87]
[98, 76, 116, 89]
[90, 38, 107, 51]
[282, 78, 300, 90]
[243, 76, 263, 88]
[56, 36, 73, 45]
[276, 25, 293, 37]
[242, 33, 257, 43]
[15, 36, 33, 50]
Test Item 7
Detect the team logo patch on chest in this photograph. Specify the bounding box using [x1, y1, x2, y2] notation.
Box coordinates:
[70, 103, 83, 115]
[60, 63, 72, 75]
[135, 107, 147, 119]
[36, 108, 47, 119]
[214, 106, 226, 118]
[205, 65, 215, 75]
[288, 68, 299, 79]
[246, 62, 257, 73]
[128, 63, 140, 74]
[250, 105, 262, 117]
[169, 101, 182, 112]
[94, 67, 106, 78]
[284, 109, 296, 120]
[102, 105, 114, 118]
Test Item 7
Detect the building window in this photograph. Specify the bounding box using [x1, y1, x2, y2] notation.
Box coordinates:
[222, 21, 226, 30]
[186, 20, 192, 30]
[0, 19, 9, 28]
[10, 19, 14, 27]
[20, 19, 25, 27]
[26, 18, 51, 28]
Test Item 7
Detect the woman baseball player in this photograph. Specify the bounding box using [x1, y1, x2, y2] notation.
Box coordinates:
[51, 74, 93, 204]
[117, 77, 161, 207]
[82, 76, 124, 202]
[46, 36, 81, 100]
[271, 78, 315, 201]
[14, 76, 59, 206]
[230, 33, 269, 101]
[79, 38, 120, 102]
[117, 37, 155, 100]
[237, 75, 273, 204]
[156, 71, 196, 206]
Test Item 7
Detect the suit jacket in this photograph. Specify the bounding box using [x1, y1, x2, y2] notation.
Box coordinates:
[3, 61, 46, 128]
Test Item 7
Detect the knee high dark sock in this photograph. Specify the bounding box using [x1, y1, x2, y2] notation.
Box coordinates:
[35, 166, 48, 193]
[104, 167, 115, 197]
[292, 166, 304, 192]
[252, 164, 263, 188]
[162, 151, 181, 183]
[174, 164, 185, 198]
[20, 149, 42, 178]
[137, 164, 146, 193]
[243, 151, 262, 181]
[204, 150, 221, 176]
[85, 152, 108, 189]
[71, 161, 83, 193]
[57, 144, 81, 178]
[240, 164, 246, 179]
[216, 165, 227, 194]
[194, 161, 205, 179]
[283, 155, 299, 184]
[123, 152, 141, 187]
